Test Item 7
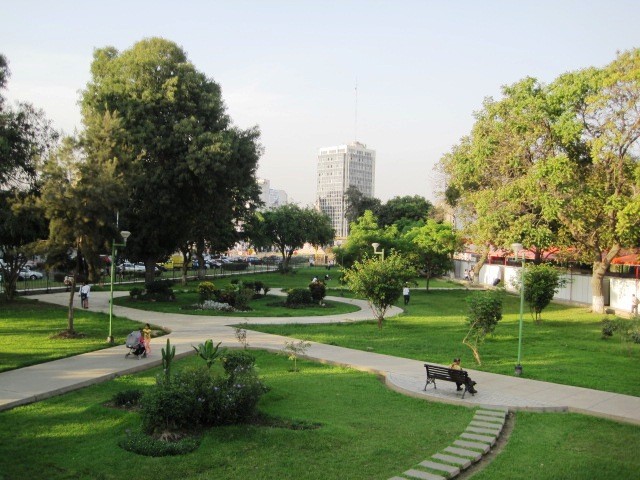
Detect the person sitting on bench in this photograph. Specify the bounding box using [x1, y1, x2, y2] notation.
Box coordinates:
[449, 358, 477, 394]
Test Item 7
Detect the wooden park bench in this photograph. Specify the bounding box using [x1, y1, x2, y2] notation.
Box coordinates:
[423, 363, 475, 399]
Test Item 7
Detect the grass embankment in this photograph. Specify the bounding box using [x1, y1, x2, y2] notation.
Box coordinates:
[0, 299, 154, 373]
[249, 289, 640, 396]
[1, 351, 638, 479]
[0, 352, 472, 480]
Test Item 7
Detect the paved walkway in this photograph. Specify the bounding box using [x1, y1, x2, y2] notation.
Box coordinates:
[1, 291, 640, 427]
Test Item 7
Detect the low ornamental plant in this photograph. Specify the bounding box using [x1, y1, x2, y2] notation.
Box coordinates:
[198, 281, 216, 302]
[308, 281, 327, 303]
[119, 430, 201, 457]
[282, 340, 311, 372]
[222, 350, 256, 377]
[111, 388, 143, 408]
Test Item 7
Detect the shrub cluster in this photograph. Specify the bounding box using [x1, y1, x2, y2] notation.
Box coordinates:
[221, 350, 256, 377]
[198, 281, 216, 302]
[308, 281, 326, 303]
[130, 280, 176, 301]
[222, 262, 249, 271]
[286, 288, 314, 307]
[112, 388, 143, 408]
[140, 362, 268, 434]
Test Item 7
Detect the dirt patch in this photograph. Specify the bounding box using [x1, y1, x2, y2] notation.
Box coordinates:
[50, 330, 86, 339]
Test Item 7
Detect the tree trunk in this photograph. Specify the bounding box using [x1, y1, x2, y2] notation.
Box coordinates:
[591, 244, 621, 314]
[67, 253, 81, 333]
[145, 258, 156, 284]
[472, 246, 489, 284]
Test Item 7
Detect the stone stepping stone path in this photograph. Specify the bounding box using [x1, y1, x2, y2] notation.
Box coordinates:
[389, 406, 507, 480]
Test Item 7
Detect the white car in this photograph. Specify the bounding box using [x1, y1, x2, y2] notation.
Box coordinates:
[18, 268, 44, 280]
[117, 262, 145, 273]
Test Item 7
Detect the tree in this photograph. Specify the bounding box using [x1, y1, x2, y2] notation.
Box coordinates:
[80, 38, 262, 284]
[344, 185, 381, 224]
[0, 54, 57, 300]
[535, 50, 640, 312]
[513, 264, 566, 322]
[40, 137, 125, 333]
[405, 220, 460, 291]
[377, 195, 433, 228]
[249, 204, 334, 271]
[332, 210, 408, 268]
[343, 253, 415, 328]
[463, 290, 503, 364]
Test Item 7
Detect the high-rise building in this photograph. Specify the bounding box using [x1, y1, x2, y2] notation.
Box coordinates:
[316, 142, 376, 239]
[257, 178, 289, 210]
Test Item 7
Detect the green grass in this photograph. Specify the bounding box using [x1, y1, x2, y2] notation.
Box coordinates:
[248, 289, 640, 396]
[474, 412, 640, 479]
[0, 351, 473, 480]
[1, 351, 638, 480]
[0, 299, 160, 372]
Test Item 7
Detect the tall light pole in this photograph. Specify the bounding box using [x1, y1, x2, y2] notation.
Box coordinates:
[511, 242, 525, 376]
[108, 230, 131, 344]
[371, 242, 385, 260]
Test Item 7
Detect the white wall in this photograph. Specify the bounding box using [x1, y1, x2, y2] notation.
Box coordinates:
[453, 260, 612, 307]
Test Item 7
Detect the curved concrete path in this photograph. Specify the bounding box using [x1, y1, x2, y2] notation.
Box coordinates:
[1, 291, 640, 427]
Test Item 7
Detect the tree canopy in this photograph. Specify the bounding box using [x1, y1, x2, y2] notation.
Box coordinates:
[440, 49, 640, 312]
[80, 38, 261, 283]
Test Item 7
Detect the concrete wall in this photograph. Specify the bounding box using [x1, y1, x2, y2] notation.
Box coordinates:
[453, 260, 617, 307]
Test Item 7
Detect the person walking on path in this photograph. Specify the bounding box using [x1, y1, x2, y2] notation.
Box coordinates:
[403, 284, 410, 305]
[632, 294, 639, 315]
[142, 323, 152, 356]
[449, 358, 477, 394]
[79, 282, 91, 309]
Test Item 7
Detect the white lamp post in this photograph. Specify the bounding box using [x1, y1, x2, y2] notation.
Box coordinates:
[108, 230, 131, 344]
[511, 242, 525, 375]
[371, 242, 385, 260]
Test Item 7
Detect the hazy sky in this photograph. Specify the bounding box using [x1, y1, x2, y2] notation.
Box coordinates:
[3, 1, 639, 205]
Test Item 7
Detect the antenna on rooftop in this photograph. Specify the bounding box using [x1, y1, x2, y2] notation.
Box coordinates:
[354, 78, 358, 142]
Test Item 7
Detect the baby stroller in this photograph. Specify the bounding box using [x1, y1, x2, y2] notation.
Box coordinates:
[125, 331, 146, 359]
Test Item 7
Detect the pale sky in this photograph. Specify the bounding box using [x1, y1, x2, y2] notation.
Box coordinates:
[2, 1, 639, 206]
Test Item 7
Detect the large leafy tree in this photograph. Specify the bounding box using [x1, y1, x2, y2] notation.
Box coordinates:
[0, 54, 57, 300]
[536, 50, 640, 312]
[405, 219, 460, 291]
[40, 136, 125, 333]
[377, 195, 433, 229]
[344, 185, 382, 224]
[249, 204, 334, 271]
[80, 38, 261, 283]
[332, 210, 408, 268]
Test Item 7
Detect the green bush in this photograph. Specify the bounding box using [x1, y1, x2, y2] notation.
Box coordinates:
[141, 367, 213, 433]
[286, 288, 314, 306]
[118, 431, 200, 457]
[112, 388, 143, 408]
[602, 318, 616, 338]
[222, 262, 249, 271]
[308, 281, 326, 302]
[222, 350, 256, 377]
[143, 280, 175, 301]
[235, 288, 254, 310]
[140, 365, 268, 434]
[129, 287, 143, 299]
[198, 281, 216, 302]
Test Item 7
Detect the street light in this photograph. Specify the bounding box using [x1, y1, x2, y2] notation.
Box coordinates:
[107, 230, 131, 344]
[511, 242, 525, 376]
[371, 242, 385, 260]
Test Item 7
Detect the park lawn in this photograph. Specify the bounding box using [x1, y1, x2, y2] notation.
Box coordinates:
[248, 289, 640, 397]
[0, 351, 473, 480]
[473, 412, 640, 480]
[113, 292, 360, 317]
[0, 299, 157, 373]
[1, 352, 638, 480]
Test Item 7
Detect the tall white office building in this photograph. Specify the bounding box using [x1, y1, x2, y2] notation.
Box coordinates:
[316, 142, 376, 239]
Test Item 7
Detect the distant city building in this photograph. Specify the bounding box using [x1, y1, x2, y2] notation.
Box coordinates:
[316, 142, 376, 239]
[257, 178, 289, 209]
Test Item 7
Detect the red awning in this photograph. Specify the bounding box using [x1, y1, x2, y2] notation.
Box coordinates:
[611, 254, 640, 265]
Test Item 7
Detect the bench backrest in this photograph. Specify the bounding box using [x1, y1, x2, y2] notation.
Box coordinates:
[424, 363, 468, 383]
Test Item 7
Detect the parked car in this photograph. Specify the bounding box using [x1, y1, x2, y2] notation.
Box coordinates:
[117, 262, 145, 274]
[245, 256, 262, 265]
[18, 268, 44, 280]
